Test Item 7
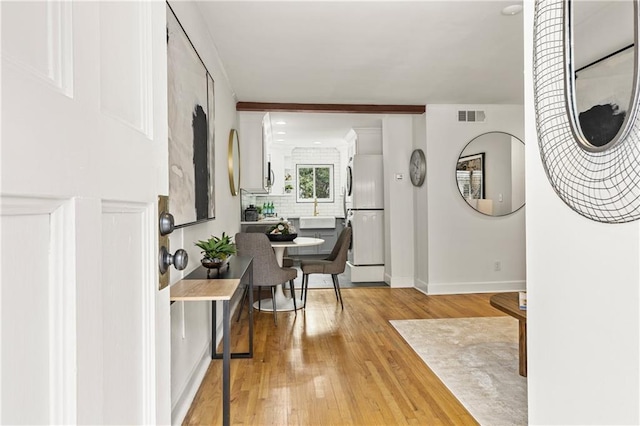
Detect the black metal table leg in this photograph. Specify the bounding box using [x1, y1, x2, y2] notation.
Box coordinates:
[222, 300, 230, 426]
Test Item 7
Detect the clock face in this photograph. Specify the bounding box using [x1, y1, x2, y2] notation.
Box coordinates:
[410, 149, 426, 187]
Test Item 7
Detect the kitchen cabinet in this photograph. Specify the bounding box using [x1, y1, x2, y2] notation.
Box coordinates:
[267, 145, 293, 195]
[346, 128, 382, 158]
[239, 112, 268, 193]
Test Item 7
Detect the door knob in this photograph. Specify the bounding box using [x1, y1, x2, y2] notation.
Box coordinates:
[159, 212, 175, 236]
[159, 246, 188, 274]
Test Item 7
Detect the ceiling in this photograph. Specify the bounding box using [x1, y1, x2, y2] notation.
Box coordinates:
[196, 1, 525, 146]
[198, 1, 524, 105]
[266, 112, 383, 147]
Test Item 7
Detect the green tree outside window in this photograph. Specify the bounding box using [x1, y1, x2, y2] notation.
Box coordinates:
[296, 164, 334, 202]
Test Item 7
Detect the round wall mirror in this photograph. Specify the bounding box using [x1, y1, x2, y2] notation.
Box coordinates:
[228, 129, 241, 196]
[455, 132, 525, 217]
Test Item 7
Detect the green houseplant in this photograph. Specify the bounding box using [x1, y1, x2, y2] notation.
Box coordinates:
[195, 232, 237, 269]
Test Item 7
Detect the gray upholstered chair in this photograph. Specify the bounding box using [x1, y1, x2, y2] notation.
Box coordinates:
[245, 224, 295, 267]
[300, 227, 351, 310]
[235, 232, 298, 325]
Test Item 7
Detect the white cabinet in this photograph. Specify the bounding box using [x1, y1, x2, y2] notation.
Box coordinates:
[346, 128, 382, 158]
[239, 111, 268, 192]
[267, 145, 292, 195]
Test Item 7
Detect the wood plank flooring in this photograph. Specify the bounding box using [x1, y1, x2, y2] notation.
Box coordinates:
[182, 288, 506, 425]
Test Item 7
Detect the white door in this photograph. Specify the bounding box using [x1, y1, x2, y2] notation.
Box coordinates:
[1, 2, 169, 424]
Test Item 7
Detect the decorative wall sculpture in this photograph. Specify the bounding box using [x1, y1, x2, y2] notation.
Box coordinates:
[533, 0, 640, 223]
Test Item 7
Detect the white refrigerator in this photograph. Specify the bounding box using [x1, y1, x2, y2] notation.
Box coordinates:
[345, 155, 384, 266]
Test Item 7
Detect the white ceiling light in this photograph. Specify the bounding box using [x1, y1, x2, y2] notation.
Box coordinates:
[275, 121, 287, 125]
[276, 131, 286, 135]
[313, 141, 322, 145]
[501, 4, 522, 16]
[276, 139, 285, 142]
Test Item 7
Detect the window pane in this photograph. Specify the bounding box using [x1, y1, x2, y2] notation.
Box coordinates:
[315, 167, 330, 198]
[298, 167, 314, 199]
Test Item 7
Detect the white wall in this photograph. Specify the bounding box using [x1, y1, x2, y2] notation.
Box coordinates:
[382, 115, 415, 287]
[413, 114, 429, 293]
[166, 2, 242, 424]
[424, 104, 525, 294]
[524, 2, 640, 424]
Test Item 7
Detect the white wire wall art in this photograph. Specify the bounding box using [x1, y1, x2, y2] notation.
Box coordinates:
[533, 0, 640, 223]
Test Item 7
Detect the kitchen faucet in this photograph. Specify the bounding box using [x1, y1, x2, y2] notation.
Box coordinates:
[313, 197, 319, 216]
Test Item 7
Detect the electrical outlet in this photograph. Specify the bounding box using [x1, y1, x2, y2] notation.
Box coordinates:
[494, 261, 502, 271]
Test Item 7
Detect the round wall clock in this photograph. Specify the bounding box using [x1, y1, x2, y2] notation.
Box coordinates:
[409, 149, 426, 187]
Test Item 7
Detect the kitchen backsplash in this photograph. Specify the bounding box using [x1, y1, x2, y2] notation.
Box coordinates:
[242, 192, 345, 219]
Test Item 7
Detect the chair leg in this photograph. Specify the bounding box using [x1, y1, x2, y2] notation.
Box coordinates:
[289, 280, 297, 313]
[332, 274, 344, 310]
[271, 286, 277, 326]
[302, 274, 309, 308]
[331, 276, 339, 300]
[236, 285, 248, 322]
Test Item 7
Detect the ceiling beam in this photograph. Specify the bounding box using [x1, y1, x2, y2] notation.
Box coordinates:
[236, 102, 425, 114]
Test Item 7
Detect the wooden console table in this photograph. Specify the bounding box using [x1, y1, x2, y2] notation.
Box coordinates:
[170, 255, 253, 426]
[490, 292, 527, 377]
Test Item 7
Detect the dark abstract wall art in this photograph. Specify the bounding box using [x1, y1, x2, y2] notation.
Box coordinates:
[167, 3, 215, 226]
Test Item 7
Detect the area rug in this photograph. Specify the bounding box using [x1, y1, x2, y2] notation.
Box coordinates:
[390, 316, 527, 426]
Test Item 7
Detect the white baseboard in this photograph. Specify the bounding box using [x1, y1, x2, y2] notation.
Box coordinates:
[386, 275, 414, 288]
[414, 278, 428, 293]
[425, 280, 526, 295]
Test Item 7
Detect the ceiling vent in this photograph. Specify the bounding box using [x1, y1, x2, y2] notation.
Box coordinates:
[457, 110, 486, 122]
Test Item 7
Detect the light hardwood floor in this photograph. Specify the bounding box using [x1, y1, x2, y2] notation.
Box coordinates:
[182, 288, 505, 425]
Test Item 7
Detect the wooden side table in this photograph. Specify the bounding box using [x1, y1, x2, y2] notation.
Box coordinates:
[170, 255, 253, 426]
[490, 292, 527, 377]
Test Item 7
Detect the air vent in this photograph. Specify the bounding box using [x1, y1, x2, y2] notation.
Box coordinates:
[457, 110, 486, 122]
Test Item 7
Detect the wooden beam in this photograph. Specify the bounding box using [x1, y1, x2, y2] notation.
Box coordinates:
[236, 102, 425, 114]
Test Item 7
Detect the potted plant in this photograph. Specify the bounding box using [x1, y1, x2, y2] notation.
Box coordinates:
[195, 232, 237, 269]
[284, 184, 294, 193]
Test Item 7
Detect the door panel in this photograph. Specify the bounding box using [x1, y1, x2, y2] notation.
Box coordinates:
[101, 204, 153, 424]
[0, 197, 77, 425]
[1, 1, 73, 95]
[1, 213, 52, 424]
[99, 2, 152, 135]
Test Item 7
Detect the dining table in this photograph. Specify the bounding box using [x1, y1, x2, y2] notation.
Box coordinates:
[253, 236, 324, 312]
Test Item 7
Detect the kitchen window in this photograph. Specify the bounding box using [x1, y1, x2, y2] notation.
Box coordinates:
[296, 164, 334, 202]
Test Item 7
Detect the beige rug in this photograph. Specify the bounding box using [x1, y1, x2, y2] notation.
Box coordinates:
[390, 317, 527, 426]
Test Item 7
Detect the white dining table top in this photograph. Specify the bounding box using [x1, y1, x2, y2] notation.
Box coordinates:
[270, 237, 324, 248]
